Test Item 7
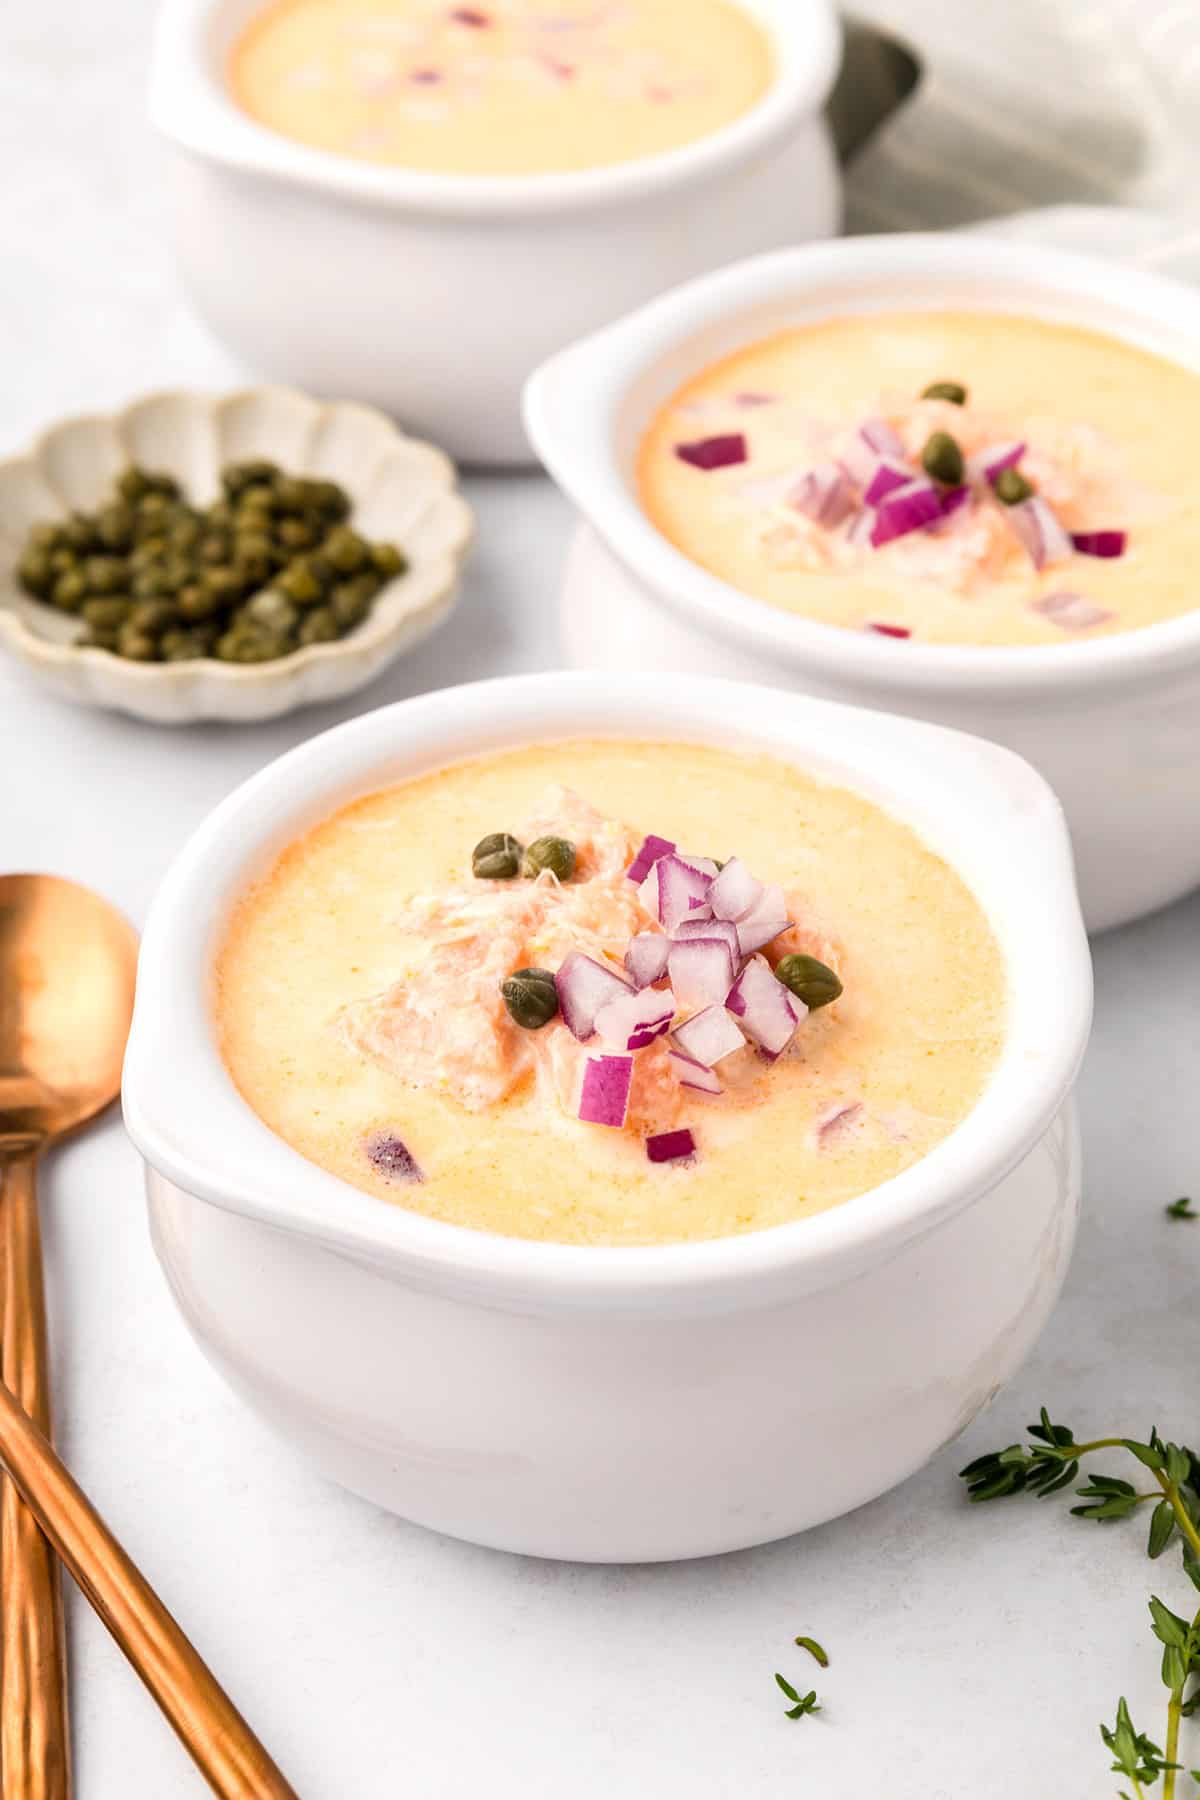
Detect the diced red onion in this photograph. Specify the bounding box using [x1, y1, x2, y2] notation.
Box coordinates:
[708, 856, 763, 923]
[577, 1055, 633, 1128]
[788, 463, 858, 528]
[1070, 530, 1126, 559]
[840, 418, 907, 489]
[449, 5, 491, 22]
[1032, 590, 1114, 631]
[726, 956, 802, 1056]
[672, 1004, 745, 1067]
[366, 1131, 423, 1184]
[667, 938, 736, 1009]
[626, 833, 675, 884]
[939, 483, 970, 518]
[870, 478, 943, 547]
[623, 931, 670, 989]
[673, 916, 740, 957]
[668, 1050, 722, 1095]
[556, 951, 632, 1042]
[594, 986, 677, 1052]
[861, 418, 906, 458]
[676, 852, 720, 879]
[967, 440, 1026, 484]
[1003, 495, 1073, 570]
[639, 854, 713, 932]
[646, 1128, 696, 1165]
[864, 460, 913, 506]
[867, 621, 912, 639]
[734, 884, 790, 955]
[674, 434, 748, 472]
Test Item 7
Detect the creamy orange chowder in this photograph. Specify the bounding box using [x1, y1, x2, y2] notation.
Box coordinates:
[638, 312, 1198, 647]
[229, 0, 773, 175]
[216, 742, 1004, 1247]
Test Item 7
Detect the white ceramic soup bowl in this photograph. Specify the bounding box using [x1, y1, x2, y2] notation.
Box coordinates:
[149, 0, 841, 467]
[123, 672, 1091, 1564]
[524, 235, 1200, 933]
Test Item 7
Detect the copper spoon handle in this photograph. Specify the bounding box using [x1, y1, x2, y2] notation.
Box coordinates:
[1, 1151, 71, 1800]
[0, 1342, 301, 1798]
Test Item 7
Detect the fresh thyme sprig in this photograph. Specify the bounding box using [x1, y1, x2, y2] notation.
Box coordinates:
[773, 1672, 821, 1720]
[961, 1409, 1200, 1797]
[1166, 1197, 1197, 1222]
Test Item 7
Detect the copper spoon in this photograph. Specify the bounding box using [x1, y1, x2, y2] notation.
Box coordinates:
[0, 875, 300, 1799]
[0, 872, 139, 1798]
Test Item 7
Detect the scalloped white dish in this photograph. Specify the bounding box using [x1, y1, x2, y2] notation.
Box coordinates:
[0, 387, 474, 723]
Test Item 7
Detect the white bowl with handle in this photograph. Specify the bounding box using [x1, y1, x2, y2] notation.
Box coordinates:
[525, 234, 1200, 933]
[123, 671, 1091, 1562]
[149, 0, 842, 466]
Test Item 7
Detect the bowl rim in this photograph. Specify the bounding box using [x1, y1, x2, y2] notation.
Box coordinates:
[122, 671, 1092, 1315]
[148, 0, 841, 218]
[523, 233, 1200, 699]
[0, 383, 474, 697]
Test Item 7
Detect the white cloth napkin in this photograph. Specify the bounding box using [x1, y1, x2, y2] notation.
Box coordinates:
[845, 0, 1200, 234]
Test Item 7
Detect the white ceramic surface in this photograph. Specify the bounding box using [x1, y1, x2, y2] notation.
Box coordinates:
[525, 234, 1200, 933]
[0, 387, 473, 723]
[149, 0, 842, 466]
[123, 671, 1091, 1562]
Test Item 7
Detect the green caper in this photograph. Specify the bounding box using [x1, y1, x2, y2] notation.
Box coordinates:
[371, 542, 407, 580]
[128, 599, 178, 635]
[81, 596, 133, 630]
[51, 570, 88, 611]
[239, 481, 276, 513]
[131, 566, 170, 599]
[117, 624, 159, 661]
[472, 832, 522, 880]
[48, 548, 77, 575]
[522, 836, 576, 882]
[275, 562, 323, 605]
[84, 555, 128, 594]
[62, 514, 96, 552]
[79, 626, 119, 652]
[774, 954, 843, 1011]
[221, 460, 279, 499]
[324, 527, 369, 574]
[308, 479, 349, 520]
[501, 968, 560, 1031]
[201, 568, 245, 604]
[29, 522, 65, 552]
[330, 576, 375, 629]
[135, 492, 172, 527]
[297, 607, 338, 645]
[232, 547, 276, 589]
[116, 466, 153, 503]
[276, 516, 317, 551]
[920, 431, 965, 487]
[993, 467, 1035, 505]
[921, 380, 968, 405]
[198, 532, 231, 565]
[160, 628, 212, 662]
[95, 504, 135, 551]
[245, 590, 299, 634]
[17, 550, 55, 598]
[178, 582, 223, 621]
[272, 475, 310, 513]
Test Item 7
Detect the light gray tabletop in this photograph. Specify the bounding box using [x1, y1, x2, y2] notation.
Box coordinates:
[2, 4, 1198, 1794]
